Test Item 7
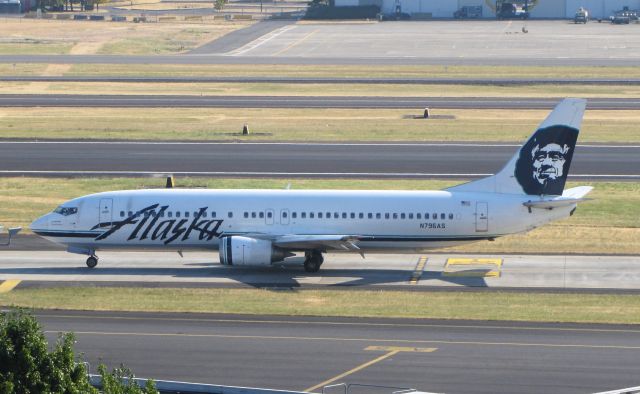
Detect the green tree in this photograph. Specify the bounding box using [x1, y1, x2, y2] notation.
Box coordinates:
[214, 0, 227, 11]
[0, 309, 158, 394]
[99, 364, 158, 394]
[0, 309, 97, 394]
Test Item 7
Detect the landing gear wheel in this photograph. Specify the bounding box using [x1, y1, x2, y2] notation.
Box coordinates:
[303, 251, 323, 273]
[86, 256, 98, 269]
[304, 258, 321, 273]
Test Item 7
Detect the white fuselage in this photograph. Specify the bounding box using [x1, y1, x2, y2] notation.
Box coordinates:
[30, 188, 573, 255]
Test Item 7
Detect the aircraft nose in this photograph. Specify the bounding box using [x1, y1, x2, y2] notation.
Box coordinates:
[30, 214, 49, 232]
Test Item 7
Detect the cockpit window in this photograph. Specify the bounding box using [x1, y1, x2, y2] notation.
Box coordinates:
[53, 206, 78, 216]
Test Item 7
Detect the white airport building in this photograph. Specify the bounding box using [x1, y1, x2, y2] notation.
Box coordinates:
[334, 0, 640, 19]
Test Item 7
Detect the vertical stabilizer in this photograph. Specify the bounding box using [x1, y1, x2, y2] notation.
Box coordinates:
[447, 98, 586, 196]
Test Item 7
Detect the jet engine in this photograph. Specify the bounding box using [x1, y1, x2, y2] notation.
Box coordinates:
[219, 236, 290, 266]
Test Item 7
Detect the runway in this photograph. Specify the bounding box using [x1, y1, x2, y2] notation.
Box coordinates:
[2, 250, 640, 291]
[3, 76, 638, 85]
[2, 94, 640, 110]
[27, 309, 640, 393]
[0, 141, 637, 180]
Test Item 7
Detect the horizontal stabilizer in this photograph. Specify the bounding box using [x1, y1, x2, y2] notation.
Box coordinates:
[523, 186, 593, 210]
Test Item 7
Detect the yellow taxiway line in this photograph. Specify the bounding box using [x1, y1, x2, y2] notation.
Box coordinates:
[0, 279, 21, 294]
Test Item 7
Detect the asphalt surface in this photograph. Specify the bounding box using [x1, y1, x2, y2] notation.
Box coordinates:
[4, 76, 639, 85]
[29, 310, 640, 393]
[188, 20, 295, 55]
[3, 250, 640, 292]
[3, 54, 640, 67]
[0, 141, 637, 180]
[2, 94, 640, 109]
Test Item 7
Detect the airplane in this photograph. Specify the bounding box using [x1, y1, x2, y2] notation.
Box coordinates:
[30, 98, 591, 273]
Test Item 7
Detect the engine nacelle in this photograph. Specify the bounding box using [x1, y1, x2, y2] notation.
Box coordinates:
[219, 236, 289, 266]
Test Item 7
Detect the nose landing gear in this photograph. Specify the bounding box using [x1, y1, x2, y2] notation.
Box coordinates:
[303, 250, 324, 273]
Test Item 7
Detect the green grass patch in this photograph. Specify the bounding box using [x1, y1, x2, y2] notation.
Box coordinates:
[2, 288, 640, 324]
[63, 64, 640, 79]
[1, 177, 638, 254]
[1, 108, 639, 143]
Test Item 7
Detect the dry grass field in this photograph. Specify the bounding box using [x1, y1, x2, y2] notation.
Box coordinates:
[0, 107, 638, 143]
[0, 18, 251, 55]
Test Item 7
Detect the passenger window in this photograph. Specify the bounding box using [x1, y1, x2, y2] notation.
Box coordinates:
[168, 212, 173, 218]
[385, 213, 390, 219]
[433, 213, 437, 219]
[376, 213, 381, 219]
[318, 212, 323, 219]
[252, 212, 257, 218]
[185, 212, 189, 218]
[301, 212, 306, 219]
[244, 212, 249, 218]
[441, 213, 446, 220]
[342, 213, 347, 219]
[401, 213, 406, 219]
[283, 212, 288, 218]
[408, 213, 413, 219]
[393, 213, 398, 219]
[176, 212, 181, 218]
[334, 212, 339, 219]
[368, 213, 373, 219]
[310, 212, 314, 219]
[202, 211, 207, 218]
[359, 213, 364, 219]
[120, 211, 125, 217]
[228, 212, 233, 218]
[449, 213, 454, 220]
[292, 212, 297, 219]
[417, 213, 421, 219]
[425, 213, 429, 219]
[267, 212, 272, 218]
[259, 212, 264, 219]
[326, 212, 331, 218]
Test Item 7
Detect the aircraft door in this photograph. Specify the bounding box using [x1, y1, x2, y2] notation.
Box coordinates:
[280, 209, 290, 225]
[475, 202, 488, 232]
[99, 198, 113, 227]
[265, 209, 274, 225]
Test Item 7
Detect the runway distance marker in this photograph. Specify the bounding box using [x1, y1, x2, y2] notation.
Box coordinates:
[443, 258, 503, 278]
[0, 279, 21, 293]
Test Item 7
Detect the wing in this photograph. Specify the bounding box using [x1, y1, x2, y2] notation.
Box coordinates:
[273, 234, 365, 257]
[523, 186, 593, 210]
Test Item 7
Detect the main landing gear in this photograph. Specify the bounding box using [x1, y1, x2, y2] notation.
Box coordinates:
[303, 250, 324, 273]
[86, 255, 98, 269]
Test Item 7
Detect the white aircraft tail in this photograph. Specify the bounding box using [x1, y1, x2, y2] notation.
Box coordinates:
[448, 98, 587, 196]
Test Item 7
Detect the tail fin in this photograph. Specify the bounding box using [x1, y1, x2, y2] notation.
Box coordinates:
[448, 98, 586, 196]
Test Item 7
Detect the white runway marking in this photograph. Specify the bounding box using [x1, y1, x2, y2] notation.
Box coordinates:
[227, 25, 297, 56]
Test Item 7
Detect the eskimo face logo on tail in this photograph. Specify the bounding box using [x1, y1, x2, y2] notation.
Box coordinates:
[515, 125, 579, 196]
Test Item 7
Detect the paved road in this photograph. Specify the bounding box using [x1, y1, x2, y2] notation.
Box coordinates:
[3, 54, 640, 67]
[3, 76, 639, 85]
[0, 141, 637, 180]
[3, 250, 640, 292]
[2, 94, 640, 109]
[28, 310, 640, 393]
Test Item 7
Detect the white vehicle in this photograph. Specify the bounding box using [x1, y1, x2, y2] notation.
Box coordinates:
[31, 99, 591, 273]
